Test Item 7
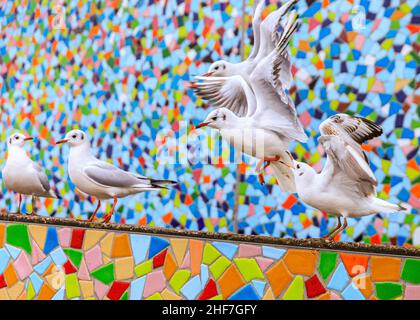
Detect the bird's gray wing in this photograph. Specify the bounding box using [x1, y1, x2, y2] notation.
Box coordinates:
[255, 0, 297, 63]
[192, 75, 255, 117]
[318, 135, 376, 197]
[83, 162, 152, 188]
[320, 113, 383, 145]
[32, 162, 51, 192]
[247, 0, 265, 61]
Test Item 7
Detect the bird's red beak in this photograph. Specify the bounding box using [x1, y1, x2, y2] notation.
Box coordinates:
[194, 122, 210, 129]
[55, 139, 69, 145]
[24, 137, 33, 141]
[203, 72, 214, 77]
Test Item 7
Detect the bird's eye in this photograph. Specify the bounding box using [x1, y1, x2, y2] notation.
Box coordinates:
[72, 134, 77, 139]
[15, 136, 19, 140]
[215, 66, 219, 70]
[297, 164, 301, 169]
[223, 115, 226, 121]
[212, 117, 217, 121]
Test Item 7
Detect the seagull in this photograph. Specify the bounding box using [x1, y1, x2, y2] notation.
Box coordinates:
[192, 0, 299, 116]
[2, 133, 60, 215]
[194, 11, 306, 192]
[56, 130, 177, 223]
[290, 114, 406, 239]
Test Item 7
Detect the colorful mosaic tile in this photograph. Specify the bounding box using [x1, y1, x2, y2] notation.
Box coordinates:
[1, 221, 417, 300]
[0, 0, 417, 244]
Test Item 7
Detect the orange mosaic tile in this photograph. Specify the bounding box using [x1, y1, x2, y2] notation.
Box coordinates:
[4, 262, 18, 287]
[190, 239, 203, 276]
[164, 252, 177, 280]
[0, 224, 4, 248]
[111, 234, 131, 258]
[340, 253, 370, 277]
[170, 238, 188, 266]
[371, 256, 401, 282]
[37, 283, 56, 300]
[218, 264, 246, 299]
[316, 292, 331, 300]
[284, 249, 317, 276]
[353, 275, 374, 299]
[266, 260, 293, 297]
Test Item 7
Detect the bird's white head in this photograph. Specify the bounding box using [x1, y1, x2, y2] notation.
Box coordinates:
[7, 133, 33, 148]
[195, 108, 235, 130]
[205, 60, 234, 77]
[292, 161, 316, 182]
[56, 130, 89, 148]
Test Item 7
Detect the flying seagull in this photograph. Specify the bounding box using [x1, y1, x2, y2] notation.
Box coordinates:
[291, 114, 406, 239]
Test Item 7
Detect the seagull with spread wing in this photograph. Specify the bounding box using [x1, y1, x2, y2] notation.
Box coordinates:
[291, 114, 406, 240]
[56, 130, 177, 223]
[194, 10, 307, 192]
[2, 133, 60, 215]
[191, 0, 298, 117]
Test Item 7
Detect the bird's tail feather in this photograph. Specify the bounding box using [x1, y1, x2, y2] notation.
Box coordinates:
[49, 189, 62, 200]
[150, 179, 178, 189]
[371, 197, 407, 214]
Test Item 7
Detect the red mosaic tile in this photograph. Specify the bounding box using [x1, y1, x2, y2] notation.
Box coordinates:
[153, 249, 168, 268]
[305, 275, 326, 298]
[63, 260, 77, 274]
[0, 274, 7, 289]
[70, 229, 85, 249]
[107, 281, 130, 300]
[198, 279, 218, 300]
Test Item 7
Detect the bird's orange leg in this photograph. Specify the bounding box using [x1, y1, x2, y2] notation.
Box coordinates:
[88, 199, 101, 222]
[103, 196, 117, 223]
[330, 217, 348, 240]
[322, 216, 341, 240]
[17, 194, 22, 214]
[257, 156, 282, 185]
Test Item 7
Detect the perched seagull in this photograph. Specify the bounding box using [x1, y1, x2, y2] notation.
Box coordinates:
[192, 0, 298, 116]
[291, 114, 406, 239]
[56, 130, 177, 223]
[2, 133, 60, 214]
[195, 11, 306, 192]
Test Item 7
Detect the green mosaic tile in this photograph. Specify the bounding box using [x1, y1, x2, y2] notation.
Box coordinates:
[209, 257, 231, 280]
[6, 224, 32, 254]
[283, 276, 304, 300]
[210, 294, 223, 300]
[401, 259, 420, 284]
[120, 291, 129, 300]
[375, 283, 403, 300]
[66, 274, 81, 299]
[233, 258, 264, 282]
[63, 249, 83, 268]
[318, 252, 337, 280]
[202, 244, 221, 265]
[170, 270, 191, 294]
[134, 260, 153, 278]
[91, 263, 115, 285]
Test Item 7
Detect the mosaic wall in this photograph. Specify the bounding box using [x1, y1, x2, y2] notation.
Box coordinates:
[0, 220, 419, 300]
[0, 0, 418, 243]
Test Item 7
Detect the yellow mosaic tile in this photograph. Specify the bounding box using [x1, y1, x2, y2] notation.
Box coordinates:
[115, 257, 134, 280]
[28, 225, 47, 250]
[170, 238, 188, 266]
[0, 288, 10, 300]
[100, 233, 114, 256]
[80, 280, 94, 299]
[262, 287, 275, 300]
[7, 281, 24, 300]
[83, 230, 106, 251]
[161, 288, 182, 300]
